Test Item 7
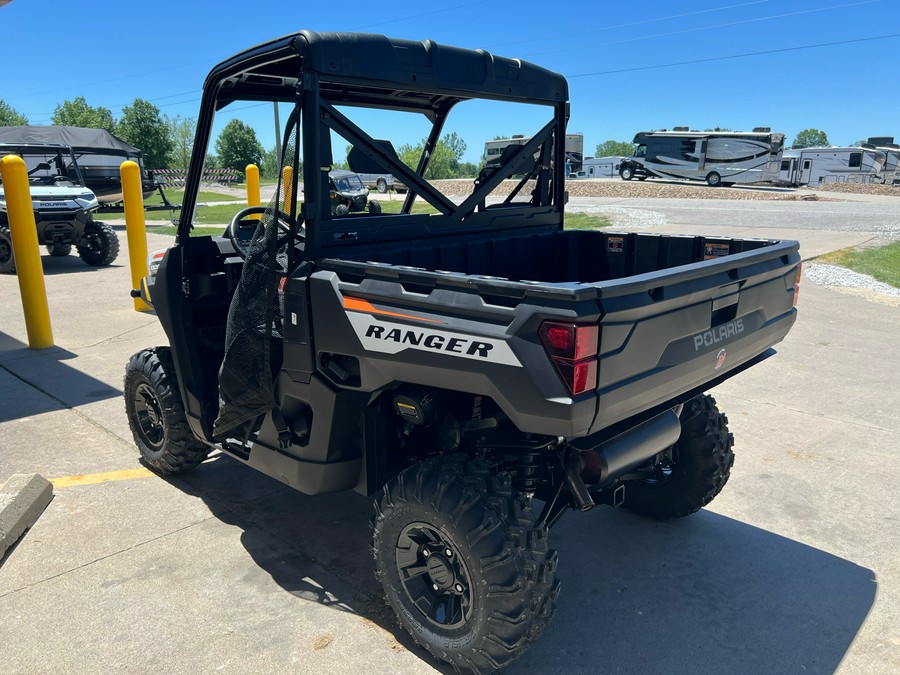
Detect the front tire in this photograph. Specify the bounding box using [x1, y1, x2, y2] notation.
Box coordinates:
[78, 221, 119, 266]
[620, 165, 635, 181]
[368, 200, 382, 215]
[124, 347, 210, 474]
[372, 457, 558, 672]
[47, 242, 72, 257]
[0, 224, 15, 274]
[623, 394, 734, 519]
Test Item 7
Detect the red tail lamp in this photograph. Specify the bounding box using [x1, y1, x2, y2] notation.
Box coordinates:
[539, 321, 599, 395]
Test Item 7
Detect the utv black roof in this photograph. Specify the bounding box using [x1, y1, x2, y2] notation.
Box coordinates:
[208, 30, 569, 114]
[0, 126, 142, 159]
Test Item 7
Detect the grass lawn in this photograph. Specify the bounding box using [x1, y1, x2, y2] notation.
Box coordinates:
[145, 200, 610, 237]
[818, 241, 900, 288]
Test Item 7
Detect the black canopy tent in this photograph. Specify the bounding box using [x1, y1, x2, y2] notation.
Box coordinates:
[0, 125, 156, 203]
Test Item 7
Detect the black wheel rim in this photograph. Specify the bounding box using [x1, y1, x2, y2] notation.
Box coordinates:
[133, 382, 165, 449]
[0, 237, 11, 264]
[395, 523, 474, 629]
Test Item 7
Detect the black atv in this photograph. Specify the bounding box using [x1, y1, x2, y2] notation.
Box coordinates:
[0, 142, 119, 273]
[329, 169, 382, 215]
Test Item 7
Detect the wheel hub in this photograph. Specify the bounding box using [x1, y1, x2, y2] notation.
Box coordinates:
[134, 382, 165, 448]
[426, 554, 455, 590]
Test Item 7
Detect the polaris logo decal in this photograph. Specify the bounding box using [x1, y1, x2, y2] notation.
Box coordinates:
[346, 313, 521, 366]
[692, 318, 744, 351]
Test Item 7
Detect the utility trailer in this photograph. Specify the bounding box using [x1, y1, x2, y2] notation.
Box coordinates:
[124, 31, 801, 673]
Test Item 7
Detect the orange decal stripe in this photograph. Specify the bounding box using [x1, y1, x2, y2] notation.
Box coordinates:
[343, 296, 445, 324]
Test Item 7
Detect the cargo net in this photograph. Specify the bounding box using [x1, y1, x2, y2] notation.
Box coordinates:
[212, 129, 300, 444]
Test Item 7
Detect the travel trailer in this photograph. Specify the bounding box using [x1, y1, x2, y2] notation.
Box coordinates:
[867, 137, 899, 184]
[483, 133, 583, 172]
[569, 156, 625, 179]
[619, 128, 785, 186]
[777, 146, 887, 186]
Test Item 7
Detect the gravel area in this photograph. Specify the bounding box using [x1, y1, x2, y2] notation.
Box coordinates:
[804, 263, 900, 298]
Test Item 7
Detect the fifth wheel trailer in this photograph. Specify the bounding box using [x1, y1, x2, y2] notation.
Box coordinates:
[777, 146, 887, 187]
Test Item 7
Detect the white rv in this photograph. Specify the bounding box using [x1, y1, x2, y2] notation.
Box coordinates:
[483, 133, 584, 172]
[619, 128, 785, 186]
[568, 156, 625, 179]
[777, 146, 887, 187]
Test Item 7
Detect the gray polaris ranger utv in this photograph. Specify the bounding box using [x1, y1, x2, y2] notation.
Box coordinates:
[124, 31, 801, 672]
[0, 142, 119, 273]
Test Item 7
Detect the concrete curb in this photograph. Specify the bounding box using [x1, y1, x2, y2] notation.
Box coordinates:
[0, 473, 53, 561]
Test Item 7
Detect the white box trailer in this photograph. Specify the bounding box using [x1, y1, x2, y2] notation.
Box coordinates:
[777, 146, 887, 186]
[568, 156, 625, 179]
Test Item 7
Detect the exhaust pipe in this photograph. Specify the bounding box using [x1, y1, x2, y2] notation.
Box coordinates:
[574, 408, 682, 487]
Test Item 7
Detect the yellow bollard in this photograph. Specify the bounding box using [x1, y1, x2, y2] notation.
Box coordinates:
[246, 164, 260, 219]
[282, 165, 293, 214]
[0, 155, 53, 349]
[120, 161, 152, 312]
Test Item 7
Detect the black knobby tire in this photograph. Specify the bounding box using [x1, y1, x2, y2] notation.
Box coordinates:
[124, 347, 210, 474]
[620, 165, 635, 181]
[372, 457, 559, 673]
[0, 224, 15, 274]
[623, 394, 734, 519]
[368, 200, 382, 215]
[77, 221, 119, 266]
[47, 242, 72, 257]
[335, 204, 350, 216]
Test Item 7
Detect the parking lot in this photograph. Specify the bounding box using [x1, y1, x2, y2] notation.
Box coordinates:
[1, 194, 899, 673]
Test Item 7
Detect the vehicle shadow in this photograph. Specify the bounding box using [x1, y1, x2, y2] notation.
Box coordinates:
[166, 454, 875, 674]
[37, 254, 125, 276]
[0, 331, 122, 422]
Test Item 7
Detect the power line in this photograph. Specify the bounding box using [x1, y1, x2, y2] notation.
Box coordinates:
[524, 0, 883, 58]
[567, 33, 900, 78]
[489, 0, 773, 49]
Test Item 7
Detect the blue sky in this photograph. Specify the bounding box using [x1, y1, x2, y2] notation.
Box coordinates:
[2, 0, 898, 164]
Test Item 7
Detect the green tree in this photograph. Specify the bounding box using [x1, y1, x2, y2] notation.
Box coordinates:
[260, 145, 280, 179]
[213, 119, 263, 172]
[0, 100, 28, 126]
[115, 99, 172, 169]
[398, 133, 467, 179]
[51, 96, 114, 132]
[792, 128, 829, 149]
[167, 114, 196, 171]
[595, 140, 632, 157]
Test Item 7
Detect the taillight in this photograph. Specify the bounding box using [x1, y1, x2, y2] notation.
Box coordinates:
[539, 321, 599, 396]
[793, 262, 802, 307]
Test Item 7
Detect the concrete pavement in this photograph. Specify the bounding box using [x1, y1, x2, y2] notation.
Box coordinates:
[1, 201, 899, 673]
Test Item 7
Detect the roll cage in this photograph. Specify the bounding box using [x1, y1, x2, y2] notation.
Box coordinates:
[177, 31, 571, 259]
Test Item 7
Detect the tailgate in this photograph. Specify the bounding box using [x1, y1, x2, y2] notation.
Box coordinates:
[588, 239, 800, 433]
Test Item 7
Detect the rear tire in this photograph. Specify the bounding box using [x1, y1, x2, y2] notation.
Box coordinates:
[0, 224, 15, 274]
[47, 242, 72, 257]
[124, 347, 210, 474]
[376, 177, 387, 193]
[623, 394, 734, 519]
[372, 457, 558, 672]
[78, 221, 119, 266]
[706, 172, 722, 187]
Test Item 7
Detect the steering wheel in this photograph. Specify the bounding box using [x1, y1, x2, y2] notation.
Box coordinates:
[227, 206, 304, 260]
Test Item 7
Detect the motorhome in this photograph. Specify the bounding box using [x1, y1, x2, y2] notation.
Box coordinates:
[483, 133, 583, 172]
[619, 128, 785, 186]
[777, 146, 887, 187]
[568, 156, 625, 179]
